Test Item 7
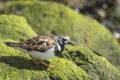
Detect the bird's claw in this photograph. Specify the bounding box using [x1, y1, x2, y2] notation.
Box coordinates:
[48, 65, 56, 69]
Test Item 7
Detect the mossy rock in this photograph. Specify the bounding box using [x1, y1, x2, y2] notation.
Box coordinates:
[0, 39, 120, 80]
[0, 14, 119, 80]
[0, 15, 37, 41]
[0, 15, 88, 80]
[0, 39, 89, 80]
[2, 1, 120, 67]
[61, 46, 120, 80]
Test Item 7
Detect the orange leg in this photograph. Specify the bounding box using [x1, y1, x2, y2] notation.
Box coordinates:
[30, 56, 56, 69]
[37, 60, 56, 69]
[31, 58, 40, 65]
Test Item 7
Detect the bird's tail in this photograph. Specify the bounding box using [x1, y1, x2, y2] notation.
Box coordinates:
[5, 42, 20, 47]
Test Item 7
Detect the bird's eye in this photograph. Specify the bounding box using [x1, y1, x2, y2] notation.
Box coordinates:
[65, 39, 68, 41]
[63, 39, 68, 41]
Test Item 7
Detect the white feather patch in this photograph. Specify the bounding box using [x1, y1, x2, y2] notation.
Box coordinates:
[14, 45, 56, 60]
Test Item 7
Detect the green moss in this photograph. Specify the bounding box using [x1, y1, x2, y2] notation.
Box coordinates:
[3, 1, 76, 35]
[0, 2, 120, 80]
[0, 38, 120, 79]
[2, 1, 120, 67]
[0, 15, 37, 41]
[0, 39, 89, 80]
[61, 46, 120, 80]
[0, 14, 89, 80]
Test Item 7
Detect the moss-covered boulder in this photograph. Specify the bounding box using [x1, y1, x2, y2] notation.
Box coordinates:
[0, 15, 88, 80]
[0, 39, 89, 80]
[0, 14, 120, 80]
[0, 39, 120, 80]
[0, 15, 37, 40]
[61, 46, 120, 80]
[2, 1, 120, 67]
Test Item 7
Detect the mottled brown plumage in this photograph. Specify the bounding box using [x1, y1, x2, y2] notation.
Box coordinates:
[5, 35, 75, 69]
[6, 35, 56, 52]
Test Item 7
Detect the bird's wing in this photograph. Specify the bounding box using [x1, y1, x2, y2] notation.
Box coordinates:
[9, 35, 56, 52]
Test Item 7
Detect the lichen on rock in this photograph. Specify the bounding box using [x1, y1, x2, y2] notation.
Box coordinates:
[61, 46, 120, 80]
[0, 14, 120, 80]
[0, 14, 89, 80]
[0, 39, 89, 80]
[2, 1, 120, 67]
[0, 15, 37, 41]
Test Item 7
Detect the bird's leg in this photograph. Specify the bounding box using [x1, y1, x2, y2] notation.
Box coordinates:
[30, 56, 40, 65]
[31, 58, 39, 65]
[37, 60, 56, 69]
[30, 56, 55, 69]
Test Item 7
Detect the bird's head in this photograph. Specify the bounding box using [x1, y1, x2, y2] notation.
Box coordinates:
[55, 34, 75, 56]
[58, 35, 75, 46]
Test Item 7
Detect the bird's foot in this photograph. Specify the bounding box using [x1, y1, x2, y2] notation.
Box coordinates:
[48, 65, 56, 69]
[30, 57, 56, 69]
[38, 60, 56, 69]
[31, 58, 40, 65]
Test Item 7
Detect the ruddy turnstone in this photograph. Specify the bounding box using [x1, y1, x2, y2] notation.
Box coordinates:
[5, 35, 75, 69]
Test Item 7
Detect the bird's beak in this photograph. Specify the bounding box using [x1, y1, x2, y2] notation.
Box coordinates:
[68, 41, 75, 46]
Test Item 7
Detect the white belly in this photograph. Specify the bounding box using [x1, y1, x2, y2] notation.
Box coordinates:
[15, 46, 55, 60]
[29, 48, 55, 60]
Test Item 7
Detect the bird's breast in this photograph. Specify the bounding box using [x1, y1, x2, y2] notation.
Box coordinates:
[27, 45, 56, 60]
[14, 45, 56, 60]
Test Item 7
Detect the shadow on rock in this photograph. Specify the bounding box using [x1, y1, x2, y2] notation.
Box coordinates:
[0, 56, 48, 70]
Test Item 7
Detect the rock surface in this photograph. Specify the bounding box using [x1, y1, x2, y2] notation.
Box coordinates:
[0, 14, 120, 80]
[2, 1, 120, 67]
[0, 15, 37, 40]
[61, 46, 120, 80]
